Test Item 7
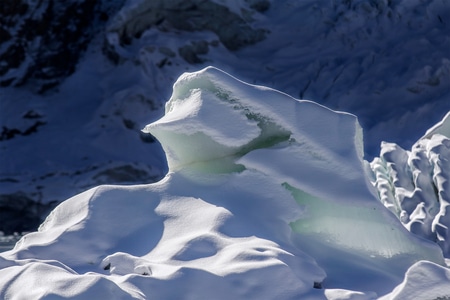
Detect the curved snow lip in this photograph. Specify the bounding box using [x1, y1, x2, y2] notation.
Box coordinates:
[144, 66, 364, 173]
[422, 111, 450, 140]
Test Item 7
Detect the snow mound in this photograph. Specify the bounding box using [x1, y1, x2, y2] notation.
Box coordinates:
[0, 67, 446, 299]
[380, 260, 450, 300]
[370, 112, 450, 257]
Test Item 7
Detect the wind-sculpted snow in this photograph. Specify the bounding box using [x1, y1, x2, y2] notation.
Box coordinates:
[0, 67, 447, 299]
[370, 112, 450, 257]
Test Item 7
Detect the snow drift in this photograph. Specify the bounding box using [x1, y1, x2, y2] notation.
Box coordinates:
[0, 67, 448, 299]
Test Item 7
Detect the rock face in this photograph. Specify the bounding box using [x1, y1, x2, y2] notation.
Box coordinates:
[0, 0, 124, 93]
[102, 0, 269, 67]
[0, 192, 57, 235]
[106, 0, 268, 51]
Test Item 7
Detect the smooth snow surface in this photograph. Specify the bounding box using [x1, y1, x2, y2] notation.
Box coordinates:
[0, 67, 448, 299]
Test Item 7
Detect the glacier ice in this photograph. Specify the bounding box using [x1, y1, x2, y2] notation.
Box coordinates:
[370, 112, 450, 257]
[0, 67, 447, 299]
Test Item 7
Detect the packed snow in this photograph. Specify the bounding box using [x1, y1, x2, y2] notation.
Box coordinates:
[1, 67, 449, 299]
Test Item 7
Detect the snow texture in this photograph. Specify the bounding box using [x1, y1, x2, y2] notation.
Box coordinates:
[0, 67, 448, 299]
[370, 112, 450, 257]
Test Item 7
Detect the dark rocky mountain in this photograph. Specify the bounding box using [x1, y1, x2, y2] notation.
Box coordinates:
[0, 0, 126, 93]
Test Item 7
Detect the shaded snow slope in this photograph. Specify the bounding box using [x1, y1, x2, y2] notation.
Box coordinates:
[370, 112, 450, 257]
[0, 67, 446, 299]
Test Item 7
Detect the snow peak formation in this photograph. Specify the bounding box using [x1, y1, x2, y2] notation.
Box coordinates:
[0, 67, 449, 299]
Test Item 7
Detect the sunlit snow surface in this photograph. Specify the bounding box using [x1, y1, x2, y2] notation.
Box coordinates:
[0, 68, 449, 299]
[370, 112, 450, 257]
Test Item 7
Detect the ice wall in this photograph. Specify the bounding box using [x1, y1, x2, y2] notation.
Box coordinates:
[370, 112, 450, 257]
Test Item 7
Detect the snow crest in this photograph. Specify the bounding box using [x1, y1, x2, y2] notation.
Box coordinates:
[0, 67, 447, 299]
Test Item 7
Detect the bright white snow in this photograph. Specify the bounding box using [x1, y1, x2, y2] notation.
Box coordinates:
[0, 67, 449, 299]
[370, 112, 450, 258]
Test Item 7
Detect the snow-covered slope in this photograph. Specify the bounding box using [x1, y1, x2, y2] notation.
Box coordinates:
[0, 67, 448, 299]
